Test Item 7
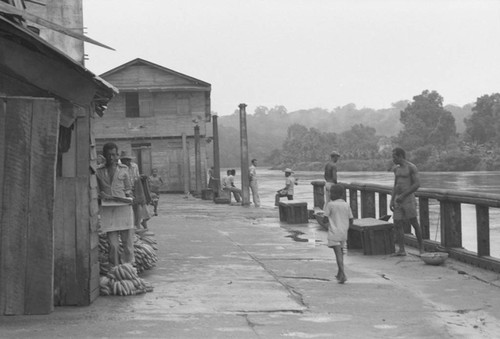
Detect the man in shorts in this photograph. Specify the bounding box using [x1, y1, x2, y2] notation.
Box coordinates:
[390, 147, 425, 255]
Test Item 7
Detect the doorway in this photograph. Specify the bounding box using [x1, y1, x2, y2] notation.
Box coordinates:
[132, 143, 152, 175]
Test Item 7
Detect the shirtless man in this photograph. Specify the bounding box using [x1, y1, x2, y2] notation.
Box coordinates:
[390, 147, 425, 255]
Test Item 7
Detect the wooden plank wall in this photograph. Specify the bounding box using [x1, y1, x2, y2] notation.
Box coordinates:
[89, 115, 101, 301]
[53, 112, 98, 306]
[53, 177, 94, 306]
[104, 64, 203, 88]
[94, 91, 208, 138]
[0, 97, 59, 315]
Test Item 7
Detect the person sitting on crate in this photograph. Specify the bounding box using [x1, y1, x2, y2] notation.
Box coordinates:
[222, 169, 241, 203]
[275, 168, 297, 206]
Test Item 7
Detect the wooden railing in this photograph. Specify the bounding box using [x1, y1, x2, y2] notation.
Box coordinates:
[311, 180, 500, 273]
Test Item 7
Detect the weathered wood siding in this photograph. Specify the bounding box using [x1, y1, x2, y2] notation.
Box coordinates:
[89, 118, 101, 301]
[96, 61, 211, 193]
[53, 112, 100, 306]
[95, 138, 207, 192]
[94, 91, 208, 138]
[0, 97, 59, 315]
[103, 64, 200, 89]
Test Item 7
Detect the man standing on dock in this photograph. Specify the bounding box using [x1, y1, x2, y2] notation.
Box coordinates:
[390, 147, 425, 255]
[324, 150, 340, 207]
[96, 143, 135, 266]
[249, 159, 260, 207]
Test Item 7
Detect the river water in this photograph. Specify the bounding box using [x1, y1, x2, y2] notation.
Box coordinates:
[231, 169, 500, 258]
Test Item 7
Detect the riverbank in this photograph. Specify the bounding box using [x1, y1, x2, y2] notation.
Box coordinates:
[2, 194, 500, 338]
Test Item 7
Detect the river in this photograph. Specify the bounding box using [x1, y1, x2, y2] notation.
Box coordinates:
[228, 169, 500, 258]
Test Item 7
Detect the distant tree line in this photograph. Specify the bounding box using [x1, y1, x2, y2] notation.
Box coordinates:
[215, 90, 500, 171]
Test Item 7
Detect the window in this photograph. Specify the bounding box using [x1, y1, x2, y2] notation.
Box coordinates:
[125, 92, 139, 117]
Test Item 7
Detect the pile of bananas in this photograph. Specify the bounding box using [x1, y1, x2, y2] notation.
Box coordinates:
[139, 232, 158, 250]
[134, 241, 158, 274]
[98, 231, 159, 276]
[100, 263, 154, 296]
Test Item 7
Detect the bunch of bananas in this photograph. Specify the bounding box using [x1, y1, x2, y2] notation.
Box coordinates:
[99, 263, 154, 296]
[98, 231, 159, 275]
[134, 242, 158, 274]
[140, 232, 158, 250]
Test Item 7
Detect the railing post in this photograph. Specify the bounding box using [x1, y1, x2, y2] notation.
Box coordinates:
[379, 193, 387, 219]
[419, 197, 430, 240]
[349, 189, 358, 219]
[440, 201, 462, 248]
[311, 180, 325, 209]
[361, 191, 376, 218]
[476, 205, 490, 256]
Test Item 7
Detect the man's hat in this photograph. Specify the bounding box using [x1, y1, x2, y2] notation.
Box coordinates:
[330, 150, 340, 157]
[284, 168, 294, 173]
[119, 151, 134, 160]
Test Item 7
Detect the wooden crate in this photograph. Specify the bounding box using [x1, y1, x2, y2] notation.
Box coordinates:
[279, 201, 308, 224]
[348, 218, 395, 255]
[201, 188, 214, 200]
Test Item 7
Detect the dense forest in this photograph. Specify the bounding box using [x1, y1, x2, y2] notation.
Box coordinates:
[215, 90, 500, 172]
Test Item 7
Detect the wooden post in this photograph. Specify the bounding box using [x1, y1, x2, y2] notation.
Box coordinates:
[419, 197, 430, 239]
[476, 205, 490, 256]
[440, 201, 462, 248]
[361, 191, 376, 218]
[194, 125, 201, 197]
[212, 115, 221, 198]
[379, 193, 387, 219]
[181, 133, 190, 195]
[349, 189, 358, 219]
[239, 103, 250, 206]
[311, 180, 325, 209]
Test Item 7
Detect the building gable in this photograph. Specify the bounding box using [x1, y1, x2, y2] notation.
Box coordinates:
[101, 59, 211, 92]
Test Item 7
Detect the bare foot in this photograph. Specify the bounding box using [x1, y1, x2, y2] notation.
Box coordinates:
[338, 275, 347, 284]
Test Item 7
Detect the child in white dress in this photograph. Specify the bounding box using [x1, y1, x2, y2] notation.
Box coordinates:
[323, 184, 353, 283]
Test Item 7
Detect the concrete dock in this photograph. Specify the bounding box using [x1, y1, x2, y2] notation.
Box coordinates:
[1, 194, 500, 338]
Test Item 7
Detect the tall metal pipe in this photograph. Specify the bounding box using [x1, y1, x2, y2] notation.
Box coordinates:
[239, 103, 250, 206]
[212, 115, 221, 197]
[182, 133, 190, 195]
[194, 125, 201, 196]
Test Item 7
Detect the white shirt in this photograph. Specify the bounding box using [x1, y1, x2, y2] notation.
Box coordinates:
[324, 199, 353, 244]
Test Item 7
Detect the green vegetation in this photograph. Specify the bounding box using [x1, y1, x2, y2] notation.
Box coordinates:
[216, 90, 500, 171]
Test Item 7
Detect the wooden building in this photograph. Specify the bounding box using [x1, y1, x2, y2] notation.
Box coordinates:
[0, 1, 116, 314]
[96, 58, 212, 193]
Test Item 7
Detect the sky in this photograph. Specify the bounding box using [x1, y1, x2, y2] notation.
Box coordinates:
[83, 0, 500, 116]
